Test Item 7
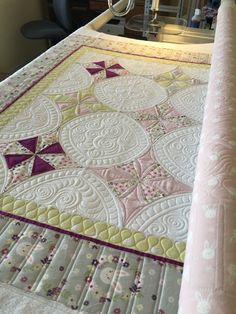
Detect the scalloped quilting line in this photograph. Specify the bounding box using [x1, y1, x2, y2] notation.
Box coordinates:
[0, 194, 185, 263]
[0, 208, 184, 268]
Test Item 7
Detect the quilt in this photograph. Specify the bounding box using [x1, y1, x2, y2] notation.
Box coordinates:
[0, 21, 212, 313]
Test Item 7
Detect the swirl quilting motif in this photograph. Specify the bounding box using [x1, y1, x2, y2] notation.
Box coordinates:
[8, 168, 123, 226]
[94, 75, 168, 111]
[127, 193, 191, 242]
[153, 126, 201, 187]
[0, 96, 61, 142]
[59, 112, 150, 167]
[170, 85, 208, 123]
[44, 63, 93, 94]
[0, 13, 219, 314]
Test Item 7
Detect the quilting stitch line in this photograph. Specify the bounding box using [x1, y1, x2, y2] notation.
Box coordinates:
[0, 210, 183, 267]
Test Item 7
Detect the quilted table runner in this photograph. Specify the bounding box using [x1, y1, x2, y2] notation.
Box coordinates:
[0, 22, 211, 313]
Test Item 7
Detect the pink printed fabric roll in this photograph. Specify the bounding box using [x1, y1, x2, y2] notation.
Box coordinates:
[178, 1, 236, 314]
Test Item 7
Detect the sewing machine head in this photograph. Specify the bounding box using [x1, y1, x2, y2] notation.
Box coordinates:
[107, 0, 217, 43]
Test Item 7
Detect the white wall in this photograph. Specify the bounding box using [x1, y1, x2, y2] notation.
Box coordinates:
[0, 0, 47, 73]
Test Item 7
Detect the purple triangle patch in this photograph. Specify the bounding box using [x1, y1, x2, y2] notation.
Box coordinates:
[108, 63, 123, 70]
[94, 61, 105, 68]
[39, 142, 64, 154]
[106, 70, 119, 78]
[4, 154, 32, 169]
[86, 68, 103, 75]
[18, 137, 38, 153]
[31, 156, 55, 176]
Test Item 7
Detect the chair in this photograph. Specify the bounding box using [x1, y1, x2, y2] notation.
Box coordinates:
[21, 0, 73, 43]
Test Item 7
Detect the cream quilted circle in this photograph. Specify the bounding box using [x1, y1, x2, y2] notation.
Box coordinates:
[0, 154, 8, 192]
[9, 168, 123, 226]
[94, 75, 168, 111]
[127, 193, 191, 242]
[170, 85, 207, 123]
[0, 95, 61, 142]
[153, 126, 201, 187]
[60, 112, 150, 166]
[45, 63, 93, 94]
[117, 58, 176, 76]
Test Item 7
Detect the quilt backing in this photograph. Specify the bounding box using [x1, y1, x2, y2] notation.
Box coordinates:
[0, 30, 211, 314]
[179, 2, 236, 313]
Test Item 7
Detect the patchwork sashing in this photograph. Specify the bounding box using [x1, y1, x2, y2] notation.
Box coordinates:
[0, 214, 183, 314]
[0, 46, 209, 289]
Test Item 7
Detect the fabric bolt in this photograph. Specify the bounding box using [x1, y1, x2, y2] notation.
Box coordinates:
[179, 1, 236, 313]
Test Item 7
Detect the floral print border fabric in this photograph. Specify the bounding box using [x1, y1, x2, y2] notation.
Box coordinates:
[0, 213, 182, 314]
